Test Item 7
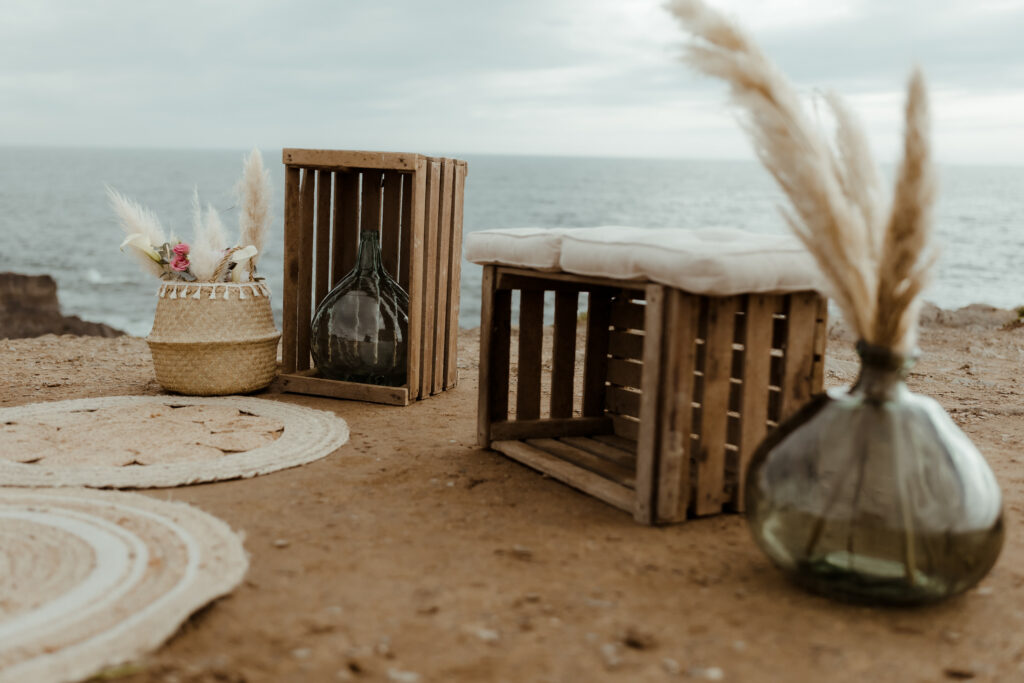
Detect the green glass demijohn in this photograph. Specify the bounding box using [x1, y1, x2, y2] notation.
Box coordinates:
[745, 340, 1004, 605]
[310, 229, 408, 386]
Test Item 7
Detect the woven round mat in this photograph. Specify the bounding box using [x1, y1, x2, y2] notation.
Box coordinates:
[0, 487, 247, 682]
[0, 396, 349, 488]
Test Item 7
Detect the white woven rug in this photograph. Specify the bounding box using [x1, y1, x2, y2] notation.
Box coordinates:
[0, 396, 349, 488]
[0, 487, 248, 683]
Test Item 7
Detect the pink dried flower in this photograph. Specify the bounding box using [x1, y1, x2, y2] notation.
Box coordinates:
[173, 243, 190, 257]
[170, 255, 190, 272]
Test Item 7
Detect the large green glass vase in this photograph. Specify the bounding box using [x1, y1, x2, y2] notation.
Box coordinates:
[745, 341, 1004, 605]
[310, 229, 408, 386]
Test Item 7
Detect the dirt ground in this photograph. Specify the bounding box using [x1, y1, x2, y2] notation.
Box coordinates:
[3, 305, 1024, 683]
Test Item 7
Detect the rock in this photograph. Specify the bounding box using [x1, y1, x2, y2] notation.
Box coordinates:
[0, 272, 124, 339]
[932, 303, 1016, 329]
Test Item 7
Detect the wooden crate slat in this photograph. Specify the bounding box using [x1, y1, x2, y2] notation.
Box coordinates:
[610, 298, 646, 331]
[550, 290, 578, 419]
[314, 170, 333, 306]
[560, 436, 636, 470]
[605, 386, 641, 418]
[611, 414, 640, 442]
[812, 295, 828, 391]
[516, 289, 545, 420]
[279, 372, 409, 406]
[490, 417, 612, 441]
[498, 267, 645, 292]
[592, 433, 638, 454]
[418, 160, 441, 399]
[606, 358, 642, 389]
[693, 295, 740, 516]
[283, 148, 420, 170]
[733, 294, 776, 511]
[399, 173, 413, 291]
[444, 162, 467, 389]
[491, 440, 635, 513]
[432, 159, 455, 394]
[477, 266, 511, 446]
[405, 158, 428, 399]
[281, 166, 302, 373]
[633, 284, 665, 523]
[526, 438, 635, 488]
[582, 291, 612, 416]
[295, 169, 317, 371]
[780, 292, 820, 421]
[608, 330, 644, 360]
[380, 170, 402, 280]
[656, 289, 700, 523]
[331, 171, 360, 285]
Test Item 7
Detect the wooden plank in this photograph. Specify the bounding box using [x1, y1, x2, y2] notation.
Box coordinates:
[611, 414, 640, 442]
[497, 272, 618, 294]
[608, 330, 644, 360]
[491, 440, 635, 513]
[606, 358, 643, 389]
[811, 294, 828, 392]
[295, 169, 316, 371]
[477, 270, 513, 445]
[495, 266, 645, 291]
[380, 170, 402, 280]
[444, 161, 467, 389]
[561, 436, 636, 470]
[633, 284, 664, 524]
[278, 373, 409, 406]
[516, 289, 545, 420]
[418, 160, 441, 399]
[734, 294, 776, 512]
[399, 173, 413, 291]
[282, 166, 302, 373]
[490, 417, 613, 441]
[314, 170, 332, 306]
[283, 148, 420, 171]
[526, 438, 635, 487]
[331, 171, 360, 285]
[657, 290, 700, 523]
[360, 170, 383, 234]
[610, 299, 646, 331]
[605, 386, 641, 417]
[693, 295, 740, 516]
[550, 290, 578, 418]
[405, 158, 427, 399]
[592, 433, 638, 454]
[582, 291, 611, 417]
[779, 292, 820, 421]
[432, 159, 455, 394]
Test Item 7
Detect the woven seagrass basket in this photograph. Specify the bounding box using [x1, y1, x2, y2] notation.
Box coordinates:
[147, 282, 281, 396]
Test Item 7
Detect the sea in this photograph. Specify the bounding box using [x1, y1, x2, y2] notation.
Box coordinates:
[1, 146, 1022, 337]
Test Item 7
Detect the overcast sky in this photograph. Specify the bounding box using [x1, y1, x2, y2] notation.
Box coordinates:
[3, 0, 1023, 165]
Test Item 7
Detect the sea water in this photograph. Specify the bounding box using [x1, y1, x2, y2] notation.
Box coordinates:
[1, 146, 1022, 337]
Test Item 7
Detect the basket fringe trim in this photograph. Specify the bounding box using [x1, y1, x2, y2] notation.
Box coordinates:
[158, 282, 272, 299]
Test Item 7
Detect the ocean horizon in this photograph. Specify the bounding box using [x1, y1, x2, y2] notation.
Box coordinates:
[2, 145, 1023, 337]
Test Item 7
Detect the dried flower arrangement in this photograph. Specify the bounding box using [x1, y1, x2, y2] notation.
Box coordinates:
[111, 149, 272, 284]
[668, 0, 936, 353]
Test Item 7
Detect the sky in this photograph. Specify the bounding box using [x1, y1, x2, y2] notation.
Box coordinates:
[2, 0, 1023, 165]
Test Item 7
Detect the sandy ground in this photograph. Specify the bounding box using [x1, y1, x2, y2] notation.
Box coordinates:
[3, 308, 1024, 683]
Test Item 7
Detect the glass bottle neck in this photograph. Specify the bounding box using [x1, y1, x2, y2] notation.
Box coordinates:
[355, 230, 382, 273]
[852, 340, 917, 402]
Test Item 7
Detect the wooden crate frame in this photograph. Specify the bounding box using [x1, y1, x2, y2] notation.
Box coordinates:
[278, 149, 467, 405]
[477, 265, 828, 524]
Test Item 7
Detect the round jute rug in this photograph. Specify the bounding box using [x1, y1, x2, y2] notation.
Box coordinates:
[0, 395, 349, 488]
[0, 487, 247, 683]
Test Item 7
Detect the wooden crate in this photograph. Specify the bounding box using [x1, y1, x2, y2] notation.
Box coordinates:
[477, 265, 828, 524]
[278, 149, 467, 405]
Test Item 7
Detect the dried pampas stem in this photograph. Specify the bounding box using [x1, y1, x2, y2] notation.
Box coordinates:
[107, 186, 167, 278]
[236, 149, 272, 267]
[668, 0, 937, 353]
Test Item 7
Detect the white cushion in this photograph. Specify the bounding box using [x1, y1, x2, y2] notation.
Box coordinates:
[464, 227, 580, 271]
[466, 226, 825, 296]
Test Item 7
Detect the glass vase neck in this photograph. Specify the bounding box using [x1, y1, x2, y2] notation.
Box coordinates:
[355, 229, 382, 273]
[853, 340, 918, 403]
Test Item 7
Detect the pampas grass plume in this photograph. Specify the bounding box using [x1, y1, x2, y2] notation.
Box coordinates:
[236, 148, 271, 265]
[107, 186, 167, 278]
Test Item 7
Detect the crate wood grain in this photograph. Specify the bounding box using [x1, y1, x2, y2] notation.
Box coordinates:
[477, 265, 828, 525]
[279, 149, 467, 405]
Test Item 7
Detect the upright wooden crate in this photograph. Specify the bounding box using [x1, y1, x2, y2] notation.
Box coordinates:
[278, 149, 467, 405]
[477, 266, 828, 524]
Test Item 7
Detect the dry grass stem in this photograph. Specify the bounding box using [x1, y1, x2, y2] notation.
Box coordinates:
[236, 149, 272, 266]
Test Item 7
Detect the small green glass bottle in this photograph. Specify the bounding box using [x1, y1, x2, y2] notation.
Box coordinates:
[745, 341, 1004, 605]
[309, 229, 408, 386]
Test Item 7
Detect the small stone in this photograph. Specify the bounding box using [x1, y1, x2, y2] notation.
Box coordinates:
[731, 640, 746, 653]
[446, 481, 455, 487]
[292, 648, 312, 659]
[387, 669, 422, 683]
[473, 627, 500, 643]
[976, 586, 994, 596]
[273, 539, 290, 548]
[375, 637, 393, 657]
[601, 643, 622, 670]
[663, 658, 682, 675]
[688, 667, 724, 680]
